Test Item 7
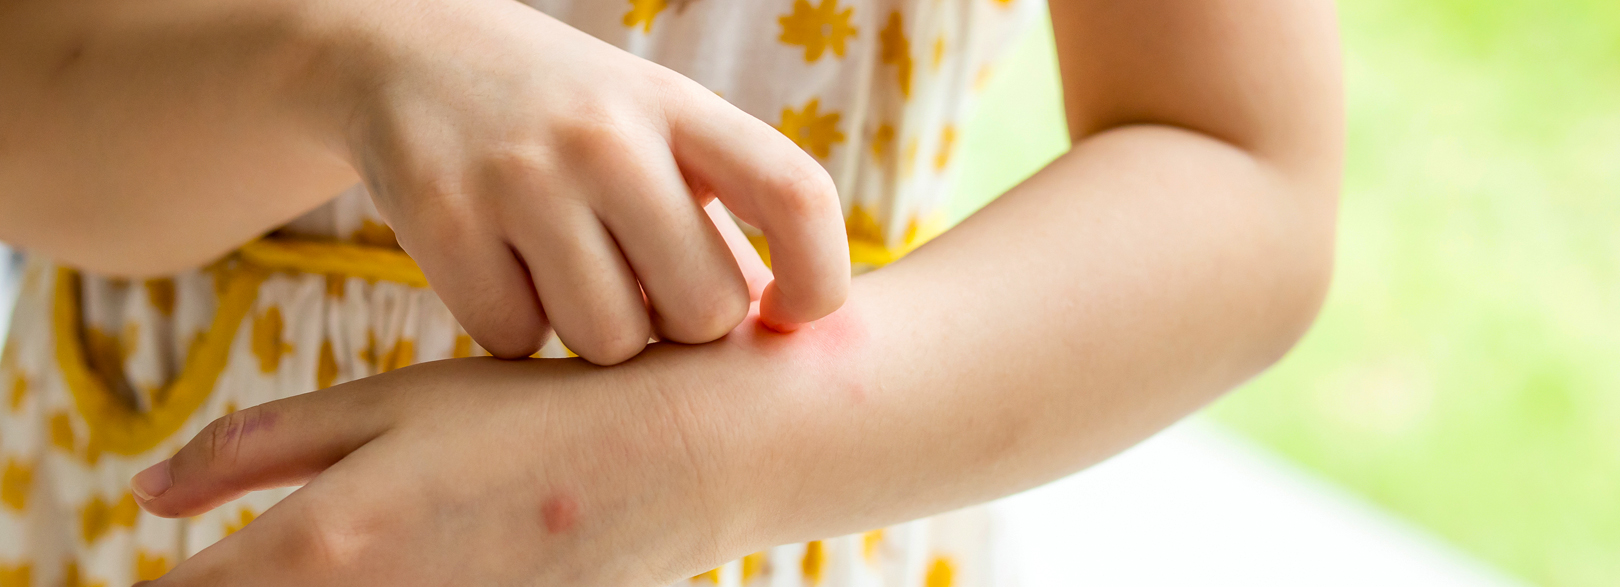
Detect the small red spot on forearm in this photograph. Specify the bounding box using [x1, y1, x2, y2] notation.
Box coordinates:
[540, 493, 579, 534]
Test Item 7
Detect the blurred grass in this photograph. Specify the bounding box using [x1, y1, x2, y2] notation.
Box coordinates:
[952, 3, 1620, 586]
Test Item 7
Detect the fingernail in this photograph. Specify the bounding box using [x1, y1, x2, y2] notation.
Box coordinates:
[131, 459, 173, 502]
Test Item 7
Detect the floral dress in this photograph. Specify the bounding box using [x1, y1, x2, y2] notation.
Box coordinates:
[0, 0, 1042, 585]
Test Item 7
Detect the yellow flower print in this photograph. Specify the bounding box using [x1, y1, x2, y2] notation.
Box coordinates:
[0, 563, 30, 587]
[622, 0, 667, 33]
[7, 373, 25, 413]
[925, 556, 956, 587]
[49, 411, 76, 452]
[862, 529, 884, 563]
[777, 98, 846, 160]
[62, 561, 106, 587]
[380, 338, 416, 373]
[225, 506, 257, 536]
[1, 459, 32, 512]
[453, 334, 476, 359]
[901, 138, 919, 179]
[801, 540, 824, 584]
[352, 218, 399, 249]
[933, 124, 958, 171]
[145, 278, 176, 317]
[690, 567, 721, 584]
[741, 551, 767, 583]
[879, 12, 914, 98]
[135, 551, 171, 581]
[251, 305, 293, 374]
[846, 205, 883, 244]
[932, 36, 947, 71]
[79, 492, 139, 544]
[360, 330, 377, 366]
[778, 0, 858, 63]
[871, 124, 896, 159]
[317, 338, 339, 389]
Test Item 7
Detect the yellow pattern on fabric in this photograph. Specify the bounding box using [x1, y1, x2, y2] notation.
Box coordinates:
[80, 492, 140, 544]
[225, 507, 257, 536]
[925, 556, 955, 587]
[326, 274, 348, 298]
[453, 334, 475, 359]
[778, 0, 857, 62]
[1, 459, 32, 512]
[879, 12, 913, 98]
[934, 125, 958, 171]
[741, 551, 767, 583]
[251, 306, 292, 374]
[872, 124, 896, 159]
[49, 412, 76, 452]
[352, 219, 401, 249]
[901, 138, 919, 179]
[240, 239, 429, 288]
[380, 338, 416, 373]
[56, 265, 268, 457]
[862, 529, 884, 563]
[62, 561, 106, 587]
[317, 338, 339, 389]
[145, 278, 177, 317]
[622, 0, 667, 33]
[802, 540, 825, 584]
[84, 326, 134, 398]
[7, 373, 24, 412]
[135, 551, 171, 581]
[846, 205, 883, 244]
[691, 567, 721, 583]
[932, 36, 947, 70]
[0, 563, 29, 587]
[778, 98, 846, 160]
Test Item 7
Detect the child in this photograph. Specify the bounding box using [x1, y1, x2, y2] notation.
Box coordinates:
[0, 0, 1342, 585]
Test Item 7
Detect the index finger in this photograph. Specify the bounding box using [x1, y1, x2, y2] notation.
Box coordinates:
[670, 94, 850, 331]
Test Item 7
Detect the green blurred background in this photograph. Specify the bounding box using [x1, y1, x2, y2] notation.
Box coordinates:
[950, 2, 1620, 586]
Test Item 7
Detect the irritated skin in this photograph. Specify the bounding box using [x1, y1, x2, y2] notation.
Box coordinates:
[10, 0, 1342, 585]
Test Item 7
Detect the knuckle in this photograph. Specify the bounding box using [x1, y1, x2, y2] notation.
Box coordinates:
[662, 288, 749, 344]
[766, 160, 838, 220]
[275, 503, 377, 578]
[197, 409, 256, 472]
[573, 325, 648, 366]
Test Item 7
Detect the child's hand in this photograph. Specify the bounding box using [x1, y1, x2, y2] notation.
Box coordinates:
[330, 0, 849, 364]
[129, 357, 764, 587]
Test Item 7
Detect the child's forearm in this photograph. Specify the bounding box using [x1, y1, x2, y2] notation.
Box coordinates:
[0, 0, 364, 275]
[641, 124, 1339, 553]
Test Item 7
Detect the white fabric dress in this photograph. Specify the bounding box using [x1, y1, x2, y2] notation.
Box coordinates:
[0, 1, 1043, 585]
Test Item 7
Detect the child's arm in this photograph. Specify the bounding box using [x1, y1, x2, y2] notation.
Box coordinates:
[0, 0, 848, 364]
[128, 0, 1341, 584]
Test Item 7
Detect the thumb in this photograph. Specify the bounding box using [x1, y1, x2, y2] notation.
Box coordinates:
[130, 383, 393, 518]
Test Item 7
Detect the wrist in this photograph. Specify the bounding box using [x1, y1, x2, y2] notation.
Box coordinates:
[648, 277, 898, 554]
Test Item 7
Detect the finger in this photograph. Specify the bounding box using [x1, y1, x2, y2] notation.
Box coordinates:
[140, 482, 346, 587]
[509, 201, 651, 365]
[706, 200, 771, 302]
[130, 382, 393, 518]
[595, 142, 749, 344]
[671, 95, 850, 331]
[386, 198, 550, 359]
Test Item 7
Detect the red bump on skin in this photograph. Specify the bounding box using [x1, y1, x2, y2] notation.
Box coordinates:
[540, 493, 579, 534]
[741, 302, 871, 401]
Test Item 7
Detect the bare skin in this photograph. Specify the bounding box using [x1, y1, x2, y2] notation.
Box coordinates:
[0, 0, 849, 364]
[8, 0, 1341, 584]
